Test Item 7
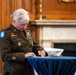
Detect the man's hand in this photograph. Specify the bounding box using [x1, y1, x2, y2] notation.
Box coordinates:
[25, 52, 36, 58]
[38, 50, 46, 57]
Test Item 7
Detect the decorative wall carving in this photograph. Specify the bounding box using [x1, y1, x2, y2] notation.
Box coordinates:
[59, 0, 76, 2]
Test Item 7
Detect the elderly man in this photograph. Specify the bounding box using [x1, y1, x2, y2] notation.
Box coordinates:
[0, 8, 48, 75]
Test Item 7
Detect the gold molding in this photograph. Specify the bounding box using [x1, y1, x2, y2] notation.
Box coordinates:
[39, 0, 43, 20]
[59, 0, 76, 2]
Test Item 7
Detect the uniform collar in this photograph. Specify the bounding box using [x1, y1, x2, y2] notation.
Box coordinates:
[10, 24, 21, 33]
[10, 24, 26, 39]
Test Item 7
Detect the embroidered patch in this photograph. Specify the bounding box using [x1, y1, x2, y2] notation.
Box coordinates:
[0, 31, 5, 38]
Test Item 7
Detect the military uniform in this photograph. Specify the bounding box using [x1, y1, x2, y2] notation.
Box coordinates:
[0, 24, 45, 75]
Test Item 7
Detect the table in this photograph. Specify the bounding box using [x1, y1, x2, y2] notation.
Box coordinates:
[27, 56, 76, 75]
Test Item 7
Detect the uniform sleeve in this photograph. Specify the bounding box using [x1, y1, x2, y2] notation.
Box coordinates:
[32, 39, 48, 56]
[0, 30, 25, 62]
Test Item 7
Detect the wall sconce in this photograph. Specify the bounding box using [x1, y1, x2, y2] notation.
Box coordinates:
[59, 0, 76, 2]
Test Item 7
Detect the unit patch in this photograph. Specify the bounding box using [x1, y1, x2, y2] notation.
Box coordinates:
[0, 31, 5, 38]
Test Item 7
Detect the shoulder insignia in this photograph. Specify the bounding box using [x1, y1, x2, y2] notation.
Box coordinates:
[0, 31, 5, 38]
[27, 32, 31, 37]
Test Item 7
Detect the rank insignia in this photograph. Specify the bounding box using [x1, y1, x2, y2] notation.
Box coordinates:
[27, 32, 31, 37]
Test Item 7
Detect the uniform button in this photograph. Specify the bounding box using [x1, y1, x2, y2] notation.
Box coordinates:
[12, 56, 16, 60]
[18, 42, 21, 46]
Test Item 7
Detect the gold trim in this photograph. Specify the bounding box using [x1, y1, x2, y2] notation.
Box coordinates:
[62, 0, 74, 2]
[59, 0, 76, 2]
[39, 0, 43, 20]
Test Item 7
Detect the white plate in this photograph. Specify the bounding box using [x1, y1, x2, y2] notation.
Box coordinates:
[44, 48, 64, 56]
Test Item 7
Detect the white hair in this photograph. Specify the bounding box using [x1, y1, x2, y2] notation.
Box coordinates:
[11, 8, 30, 24]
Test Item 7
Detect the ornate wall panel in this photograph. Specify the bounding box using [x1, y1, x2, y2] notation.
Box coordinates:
[41, 0, 76, 20]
